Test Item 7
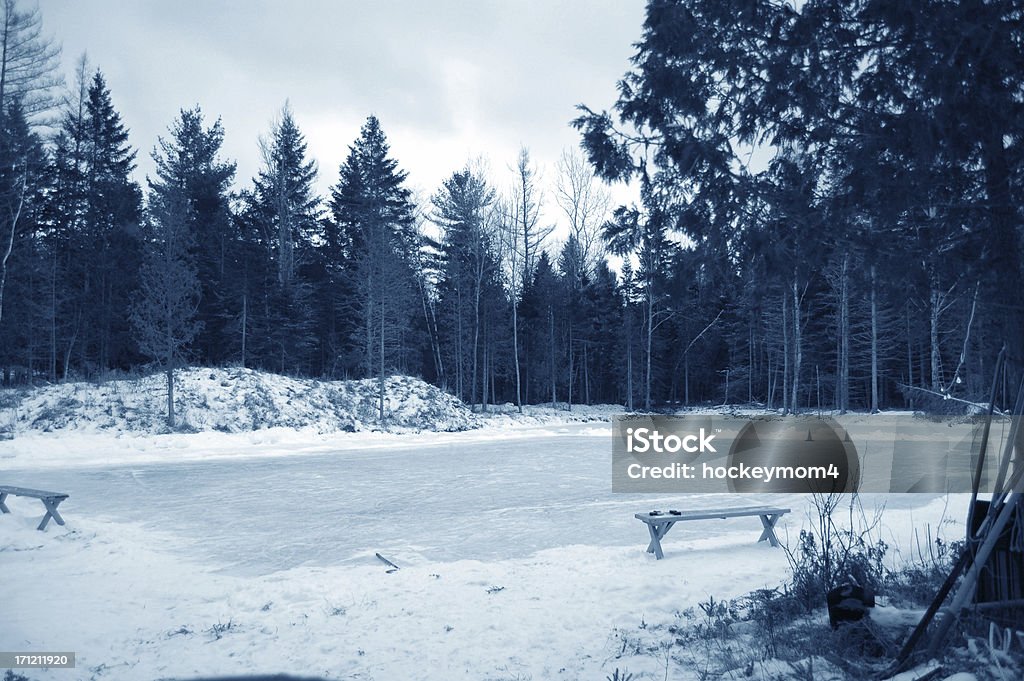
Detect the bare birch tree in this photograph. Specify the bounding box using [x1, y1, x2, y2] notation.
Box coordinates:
[554, 148, 609, 273]
[0, 0, 58, 329]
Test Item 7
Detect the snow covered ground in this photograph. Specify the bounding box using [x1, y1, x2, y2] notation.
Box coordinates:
[0, 419, 970, 681]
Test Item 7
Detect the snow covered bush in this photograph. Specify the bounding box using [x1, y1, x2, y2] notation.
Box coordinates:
[783, 493, 888, 612]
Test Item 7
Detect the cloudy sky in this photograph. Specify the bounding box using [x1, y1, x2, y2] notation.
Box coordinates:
[43, 0, 644, 217]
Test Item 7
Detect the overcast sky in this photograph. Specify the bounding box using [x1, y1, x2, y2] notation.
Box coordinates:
[42, 1, 644, 220]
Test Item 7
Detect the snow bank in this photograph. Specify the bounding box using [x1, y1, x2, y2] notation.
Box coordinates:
[1, 494, 974, 681]
[477, 401, 625, 427]
[0, 369, 632, 441]
[0, 368, 479, 436]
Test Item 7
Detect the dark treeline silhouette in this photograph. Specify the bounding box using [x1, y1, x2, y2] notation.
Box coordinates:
[1, 0, 1022, 419]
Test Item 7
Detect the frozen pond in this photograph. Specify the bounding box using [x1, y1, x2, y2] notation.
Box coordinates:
[2, 424, 938, 576]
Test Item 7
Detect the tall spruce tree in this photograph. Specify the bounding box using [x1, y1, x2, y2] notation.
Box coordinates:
[330, 116, 418, 421]
[254, 104, 319, 287]
[431, 166, 498, 407]
[41, 67, 142, 376]
[82, 71, 143, 371]
[247, 104, 319, 373]
[150, 107, 235, 365]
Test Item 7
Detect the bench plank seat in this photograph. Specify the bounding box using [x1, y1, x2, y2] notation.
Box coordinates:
[0, 485, 70, 531]
[635, 505, 789, 559]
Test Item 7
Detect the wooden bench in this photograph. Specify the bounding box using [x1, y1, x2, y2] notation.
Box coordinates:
[0, 486, 70, 531]
[635, 506, 790, 559]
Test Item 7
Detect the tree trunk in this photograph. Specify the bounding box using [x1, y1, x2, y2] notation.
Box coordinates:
[62, 311, 79, 381]
[791, 275, 802, 412]
[419, 277, 443, 389]
[241, 294, 247, 368]
[456, 287, 464, 401]
[645, 284, 653, 411]
[906, 305, 914, 409]
[0, 173, 25, 327]
[930, 287, 941, 392]
[48, 256, 57, 381]
[378, 304, 385, 423]
[870, 265, 879, 413]
[684, 351, 689, 406]
[583, 343, 590, 405]
[512, 298, 522, 413]
[567, 326, 574, 411]
[166, 366, 175, 427]
[549, 306, 556, 406]
[839, 253, 850, 413]
[748, 323, 754, 404]
[782, 293, 789, 414]
[626, 316, 634, 412]
[471, 283, 480, 410]
[481, 331, 489, 413]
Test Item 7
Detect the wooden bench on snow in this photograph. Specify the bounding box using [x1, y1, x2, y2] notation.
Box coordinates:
[635, 506, 790, 559]
[0, 486, 70, 531]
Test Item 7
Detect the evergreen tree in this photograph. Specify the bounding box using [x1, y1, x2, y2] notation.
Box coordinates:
[247, 104, 319, 372]
[558, 234, 587, 408]
[0, 101, 46, 381]
[576, 0, 1024, 408]
[131, 183, 201, 427]
[150, 107, 235, 365]
[0, 101, 43, 329]
[330, 116, 418, 420]
[520, 251, 564, 405]
[39, 67, 143, 376]
[253, 104, 319, 287]
[431, 166, 498, 407]
[82, 71, 143, 371]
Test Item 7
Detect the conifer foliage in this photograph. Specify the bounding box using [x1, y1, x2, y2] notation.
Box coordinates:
[1, 0, 1021, 417]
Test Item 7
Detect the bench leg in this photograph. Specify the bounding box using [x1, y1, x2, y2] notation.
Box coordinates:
[758, 513, 782, 547]
[645, 521, 673, 559]
[37, 497, 66, 531]
[0, 492, 8, 514]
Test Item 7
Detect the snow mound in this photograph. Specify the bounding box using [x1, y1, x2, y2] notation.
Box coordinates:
[1, 368, 479, 435]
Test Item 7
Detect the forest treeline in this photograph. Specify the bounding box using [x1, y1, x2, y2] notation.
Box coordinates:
[1, 0, 1022, 421]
